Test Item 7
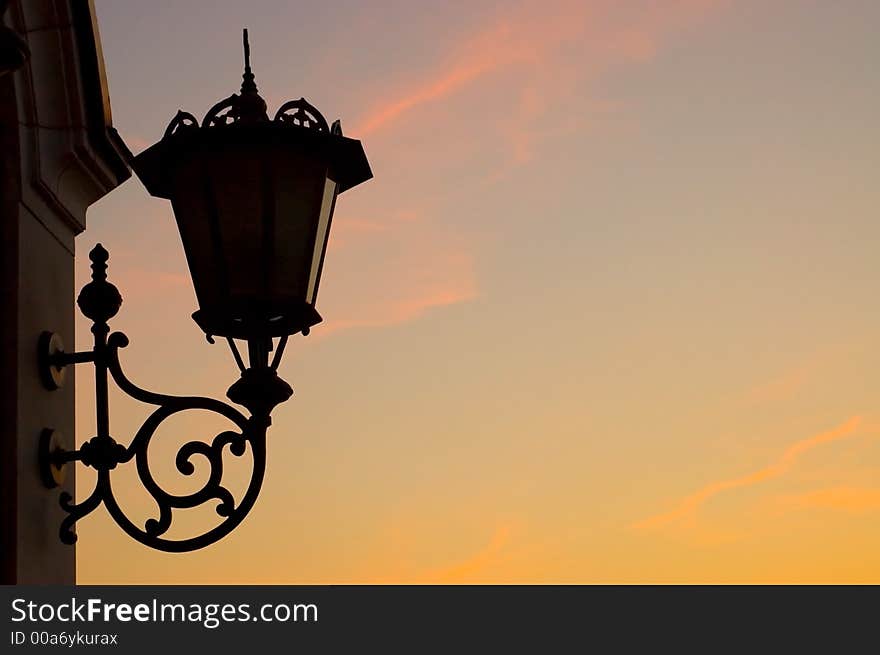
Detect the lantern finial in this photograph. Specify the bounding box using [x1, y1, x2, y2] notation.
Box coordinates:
[241, 28, 257, 95]
[233, 28, 267, 123]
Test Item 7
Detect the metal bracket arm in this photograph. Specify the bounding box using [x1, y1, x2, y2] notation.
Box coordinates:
[38, 245, 291, 552]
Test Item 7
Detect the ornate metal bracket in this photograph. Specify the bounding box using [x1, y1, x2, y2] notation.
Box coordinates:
[38, 245, 292, 552]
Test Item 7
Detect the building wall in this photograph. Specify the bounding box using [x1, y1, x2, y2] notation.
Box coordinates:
[0, 0, 129, 584]
[0, 66, 22, 586]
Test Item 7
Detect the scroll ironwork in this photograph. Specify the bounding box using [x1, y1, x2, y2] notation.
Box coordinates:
[39, 245, 290, 552]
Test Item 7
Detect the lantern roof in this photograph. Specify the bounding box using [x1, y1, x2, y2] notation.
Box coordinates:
[132, 29, 371, 197]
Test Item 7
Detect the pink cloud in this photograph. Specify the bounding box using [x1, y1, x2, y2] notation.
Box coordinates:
[351, 18, 539, 137]
[320, 2, 732, 338]
[301, 207, 477, 336]
[319, 287, 476, 335]
[352, 0, 730, 174]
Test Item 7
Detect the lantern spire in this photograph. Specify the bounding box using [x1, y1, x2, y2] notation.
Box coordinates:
[235, 28, 267, 123]
[241, 28, 257, 95]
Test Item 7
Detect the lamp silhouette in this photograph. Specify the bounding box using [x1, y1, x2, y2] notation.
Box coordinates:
[37, 30, 372, 552]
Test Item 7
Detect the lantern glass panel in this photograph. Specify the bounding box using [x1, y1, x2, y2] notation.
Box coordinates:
[269, 150, 327, 304]
[306, 176, 338, 304]
[208, 148, 264, 303]
[169, 157, 223, 312]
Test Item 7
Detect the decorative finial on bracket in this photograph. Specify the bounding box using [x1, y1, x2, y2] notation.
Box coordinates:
[76, 243, 122, 324]
[89, 243, 110, 280]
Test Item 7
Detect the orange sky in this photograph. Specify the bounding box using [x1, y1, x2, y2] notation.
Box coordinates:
[75, 0, 880, 583]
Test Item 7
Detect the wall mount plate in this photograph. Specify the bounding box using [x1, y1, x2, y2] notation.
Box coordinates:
[38, 331, 66, 390]
[39, 428, 69, 489]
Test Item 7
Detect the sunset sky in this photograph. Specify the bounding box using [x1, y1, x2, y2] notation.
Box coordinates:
[76, 0, 880, 583]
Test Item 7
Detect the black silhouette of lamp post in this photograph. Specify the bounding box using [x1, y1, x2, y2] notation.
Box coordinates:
[37, 30, 372, 552]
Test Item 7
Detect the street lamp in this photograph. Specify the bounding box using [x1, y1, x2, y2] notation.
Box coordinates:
[37, 30, 372, 552]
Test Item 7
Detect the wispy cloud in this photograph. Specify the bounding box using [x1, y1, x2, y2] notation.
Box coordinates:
[318, 256, 477, 336]
[633, 416, 864, 531]
[319, 286, 477, 336]
[424, 524, 514, 583]
[741, 366, 812, 406]
[353, 20, 532, 137]
[327, 210, 419, 250]
[315, 209, 476, 336]
[736, 343, 857, 407]
[327, 1, 731, 338]
[777, 486, 880, 514]
[353, 0, 729, 170]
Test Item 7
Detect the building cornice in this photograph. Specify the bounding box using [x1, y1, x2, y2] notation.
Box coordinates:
[8, 0, 130, 248]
